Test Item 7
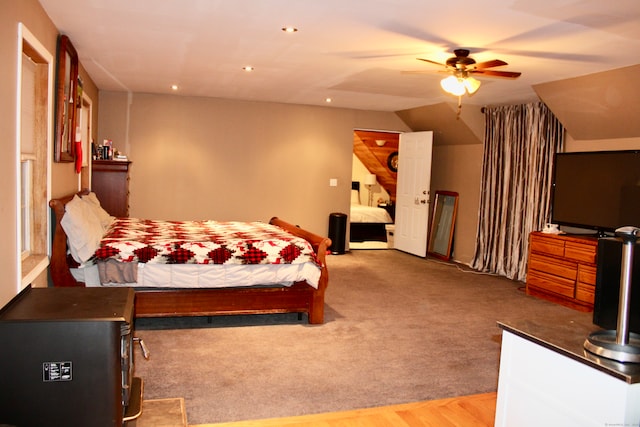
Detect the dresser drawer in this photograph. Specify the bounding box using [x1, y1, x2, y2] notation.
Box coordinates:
[565, 241, 597, 264]
[529, 253, 577, 281]
[575, 264, 596, 304]
[530, 235, 565, 257]
[578, 264, 596, 285]
[575, 283, 595, 303]
[527, 270, 575, 298]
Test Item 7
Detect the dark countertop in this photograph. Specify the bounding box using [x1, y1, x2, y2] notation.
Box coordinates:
[498, 319, 640, 384]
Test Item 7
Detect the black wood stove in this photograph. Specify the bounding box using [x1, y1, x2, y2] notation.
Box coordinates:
[0, 286, 143, 427]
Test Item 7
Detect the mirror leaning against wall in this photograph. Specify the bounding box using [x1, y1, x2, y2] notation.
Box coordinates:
[428, 191, 459, 261]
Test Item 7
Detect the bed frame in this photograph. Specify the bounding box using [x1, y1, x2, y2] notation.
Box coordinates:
[49, 191, 331, 324]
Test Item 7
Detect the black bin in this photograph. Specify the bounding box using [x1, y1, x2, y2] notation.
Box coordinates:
[593, 237, 640, 333]
[328, 212, 347, 254]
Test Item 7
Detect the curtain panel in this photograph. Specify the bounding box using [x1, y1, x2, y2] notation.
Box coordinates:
[471, 102, 564, 281]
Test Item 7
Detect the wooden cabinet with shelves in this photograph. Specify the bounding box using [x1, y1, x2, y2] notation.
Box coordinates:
[91, 160, 131, 217]
[525, 231, 597, 312]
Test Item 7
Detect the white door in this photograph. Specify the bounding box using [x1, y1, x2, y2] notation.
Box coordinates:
[394, 131, 433, 256]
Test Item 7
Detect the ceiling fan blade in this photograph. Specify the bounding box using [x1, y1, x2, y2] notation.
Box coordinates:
[473, 69, 522, 79]
[473, 59, 508, 69]
[416, 57, 445, 67]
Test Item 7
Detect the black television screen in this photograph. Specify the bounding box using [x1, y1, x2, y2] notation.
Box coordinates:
[551, 150, 640, 234]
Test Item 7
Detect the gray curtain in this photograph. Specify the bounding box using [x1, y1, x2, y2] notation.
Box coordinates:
[471, 102, 564, 281]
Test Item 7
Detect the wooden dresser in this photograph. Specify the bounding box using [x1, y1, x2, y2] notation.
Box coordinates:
[91, 160, 131, 217]
[525, 231, 597, 312]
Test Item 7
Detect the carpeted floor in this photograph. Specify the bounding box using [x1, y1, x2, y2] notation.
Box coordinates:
[132, 249, 594, 425]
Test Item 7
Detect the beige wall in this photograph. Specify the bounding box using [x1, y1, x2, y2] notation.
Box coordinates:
[0, 0, 58, 306]
[98, 92, 410, 236]
[0, 0, 98, 307]
[430, 143, 483, 264]
[98, 90, 489, 264]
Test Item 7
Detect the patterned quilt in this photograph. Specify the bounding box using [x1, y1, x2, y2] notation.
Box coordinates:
[91, 218, 320, 267]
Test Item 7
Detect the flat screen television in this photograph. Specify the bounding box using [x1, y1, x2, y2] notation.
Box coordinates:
[551, 150, 640, 236]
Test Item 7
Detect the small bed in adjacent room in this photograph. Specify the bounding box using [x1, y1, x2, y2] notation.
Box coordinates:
[49, 190, 331, 324]
[349, 181, 393, 249]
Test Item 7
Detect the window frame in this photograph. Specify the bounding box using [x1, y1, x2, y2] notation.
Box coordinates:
[17, 23, 53, 290]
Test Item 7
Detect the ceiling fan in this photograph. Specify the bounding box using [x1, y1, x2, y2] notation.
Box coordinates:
[417, 49, 521, 79]
[407, 49, 521, 117]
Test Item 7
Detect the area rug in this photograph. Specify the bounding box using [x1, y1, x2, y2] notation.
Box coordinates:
[135, 398, 187, 427]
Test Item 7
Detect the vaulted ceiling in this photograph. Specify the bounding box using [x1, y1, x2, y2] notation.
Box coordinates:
[39, 0, 640, 114]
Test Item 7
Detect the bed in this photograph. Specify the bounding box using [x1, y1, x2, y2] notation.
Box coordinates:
[48, 190, 331, 324]
[350, 181, 393, 243]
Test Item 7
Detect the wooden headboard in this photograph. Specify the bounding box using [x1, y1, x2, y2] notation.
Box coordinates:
[49, 189, 90, 287]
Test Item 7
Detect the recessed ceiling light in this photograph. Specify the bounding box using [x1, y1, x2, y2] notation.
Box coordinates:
[282, 26, 298, 33]
[325, 98, 332, 103]
[242, 66, 254, 72]
[170, 84, 179, 91]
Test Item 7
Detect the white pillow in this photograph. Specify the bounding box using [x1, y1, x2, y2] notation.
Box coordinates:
[351, 189, 361, 205]
[81, 192, 115, 229]
[61, 195, 105, 263]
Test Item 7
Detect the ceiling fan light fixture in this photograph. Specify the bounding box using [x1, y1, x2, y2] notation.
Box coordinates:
[440, 75, 481, 96]
[440, 75, 465, 96]
[463, 76, 481, 94]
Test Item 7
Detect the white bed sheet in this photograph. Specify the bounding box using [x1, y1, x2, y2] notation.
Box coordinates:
[72, 262, 321, 289]
[350, 204, 393, 223]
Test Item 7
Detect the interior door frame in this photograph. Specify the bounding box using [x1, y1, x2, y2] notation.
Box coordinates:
[350, 129, 401, 249]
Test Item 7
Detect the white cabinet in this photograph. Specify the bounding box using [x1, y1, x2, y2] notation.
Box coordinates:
[495, 323, 640, 427]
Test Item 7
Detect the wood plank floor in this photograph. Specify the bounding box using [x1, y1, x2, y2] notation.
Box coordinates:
[191, 392, 497, 427]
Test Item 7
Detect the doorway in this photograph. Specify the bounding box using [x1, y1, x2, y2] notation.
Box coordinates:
[350, 130, 400, 249]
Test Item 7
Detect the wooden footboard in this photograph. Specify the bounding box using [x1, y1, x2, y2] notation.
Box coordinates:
[48, 191, 331, 324]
